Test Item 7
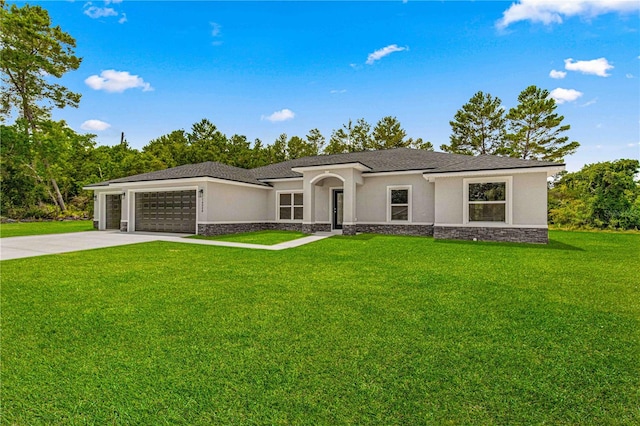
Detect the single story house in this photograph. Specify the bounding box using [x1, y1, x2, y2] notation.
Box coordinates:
[84, 148, 564, 243]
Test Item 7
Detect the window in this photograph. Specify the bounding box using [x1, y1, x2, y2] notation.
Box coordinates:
[388, 186, 411, 222]
[279, 192, 303, 221]
[465, 179, 509, 223]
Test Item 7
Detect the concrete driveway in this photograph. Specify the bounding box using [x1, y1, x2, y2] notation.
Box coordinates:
[0, 231, 331, 261]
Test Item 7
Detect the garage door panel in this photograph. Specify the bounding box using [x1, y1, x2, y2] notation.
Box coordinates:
[135, 190, 196, 233]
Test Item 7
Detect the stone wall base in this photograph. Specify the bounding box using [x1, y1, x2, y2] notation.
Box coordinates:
[93, 220, 99, 230]
[433, 226, 548, 244]
[120, 221, 128, 232]
[197, 222, 313, 236]
[302, 223, 332, 234]
[353, 224, 434, 237]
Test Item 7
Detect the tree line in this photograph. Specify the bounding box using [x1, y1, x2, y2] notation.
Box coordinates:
[1, 2, 638, 229]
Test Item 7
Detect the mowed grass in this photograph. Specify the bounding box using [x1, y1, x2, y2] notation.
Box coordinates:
[0, 220, 94, 238]
[190, 230, 308, 245]
[1, 231, 639, 424]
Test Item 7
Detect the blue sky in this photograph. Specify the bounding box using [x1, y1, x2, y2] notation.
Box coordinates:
[23, 1, 640, 171]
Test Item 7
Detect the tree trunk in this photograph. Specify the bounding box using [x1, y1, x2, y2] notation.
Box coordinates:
[51, 177, 66, 211]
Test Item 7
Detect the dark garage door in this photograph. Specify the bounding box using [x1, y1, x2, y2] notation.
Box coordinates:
[135, 190, 196, 233]
[105, 194, 121, 230]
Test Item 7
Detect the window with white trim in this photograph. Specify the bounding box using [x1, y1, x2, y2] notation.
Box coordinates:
[467, 181, 507, 222]
[388, 186, 411, 221]
[279, 192, 303, 221]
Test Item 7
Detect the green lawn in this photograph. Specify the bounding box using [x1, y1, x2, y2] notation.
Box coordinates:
[0, 220, 94, 238]
[190, 230, 309, 245]
[1, 231, 638, 424]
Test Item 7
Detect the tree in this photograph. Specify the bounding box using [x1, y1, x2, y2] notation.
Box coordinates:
[549, 159, 640, 229]
[441, 91, 506, 156]
[324, 118, 372, 154]
[143, 130, 190, 168]
[187, 119, 228, 164]
[306, 128, 325, 156]
[287, 135, 317, 160]
[1, 2, 82, 211]
[409, 138, 434, 151]
[371, 116, 410, 150]
[505, 85, 579, 162]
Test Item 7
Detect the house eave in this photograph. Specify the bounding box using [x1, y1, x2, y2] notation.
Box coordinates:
[291, 162, 372, 173]
[423, 165, 565, 180]
[84, 176, 272, 190]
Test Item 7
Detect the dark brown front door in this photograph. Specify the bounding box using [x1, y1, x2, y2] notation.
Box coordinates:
[105, 194, 121, 230]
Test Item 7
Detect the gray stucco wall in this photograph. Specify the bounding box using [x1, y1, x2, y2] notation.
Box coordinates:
[433, 171, 549, 226]
[206, 181, 269, 222]
[356, 174, 434, 224]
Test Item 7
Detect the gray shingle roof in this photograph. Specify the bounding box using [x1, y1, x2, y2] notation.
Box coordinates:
[85, 161, 269, 187]
[86, 148, 563, 187]
[251, 148, 561, 179]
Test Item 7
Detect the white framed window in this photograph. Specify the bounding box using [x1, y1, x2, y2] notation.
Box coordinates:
[278, 191, 303, 221]
[463, 177, 512, 224]
[387, 185, 412, 222]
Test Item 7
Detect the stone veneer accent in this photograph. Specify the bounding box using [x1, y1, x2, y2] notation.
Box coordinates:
[302, 223, 332, 234]
[197, 222, 311, 237]
[433, 226, 548, 244]
[352, 224, 434, 237]
[93, 220, 99, 230]
[120, 221, 128, 232]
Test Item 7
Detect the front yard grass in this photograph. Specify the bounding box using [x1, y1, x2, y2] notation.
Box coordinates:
[190, 230, 308, 245]
[1, 231, 639, 424]
[0, 220, 94, 238]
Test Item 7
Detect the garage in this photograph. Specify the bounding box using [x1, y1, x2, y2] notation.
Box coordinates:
[105, 194, 122, 230]
[134, 190, 196, 233]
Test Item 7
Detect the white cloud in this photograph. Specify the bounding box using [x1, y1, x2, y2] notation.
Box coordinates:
[550, 88, 583, 104]
[81, 119, 111, 131]
[84, 5, 118, 19]
[496, 0, 639, 29]
[262, 109, 295, 122]
[581, 98, 598, 107]
[366, 44, 408, 65]
[626, 73, 634, 78]
[330, 89, 347, 94]
[118, 13, 127, 24]
[210, 22, 222, 37]
[549, 69, 567, 79]
[85, 70, 153, 93]
[564, 57, 613, 77]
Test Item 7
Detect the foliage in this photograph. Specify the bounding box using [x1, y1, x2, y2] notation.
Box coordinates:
[325, 118, 373, 154]
[2, 231, 639, 424]
[441, 91, 506, 155]
[505, 85, 579, 162]
[549, 159, 640, 230]
[0, 2, 81, 121]
[1, 2, 83, 211]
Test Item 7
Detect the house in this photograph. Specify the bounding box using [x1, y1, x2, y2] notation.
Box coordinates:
[84, 148, 564, 243]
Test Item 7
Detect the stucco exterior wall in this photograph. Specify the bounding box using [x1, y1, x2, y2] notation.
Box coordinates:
[205, 181, 269, 222]
[433, 177, 464, 225]
[512, 172, 548, 226]
[433, 171, 549, 226]
[312, 177, 342, 223]
[356, 174, 434, 224]
[266, 180, 304, 221]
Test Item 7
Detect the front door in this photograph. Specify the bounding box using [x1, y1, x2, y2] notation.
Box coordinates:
[332, 189, 344, 230]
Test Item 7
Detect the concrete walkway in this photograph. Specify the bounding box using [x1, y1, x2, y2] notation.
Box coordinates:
[0, 231, 332, 261]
